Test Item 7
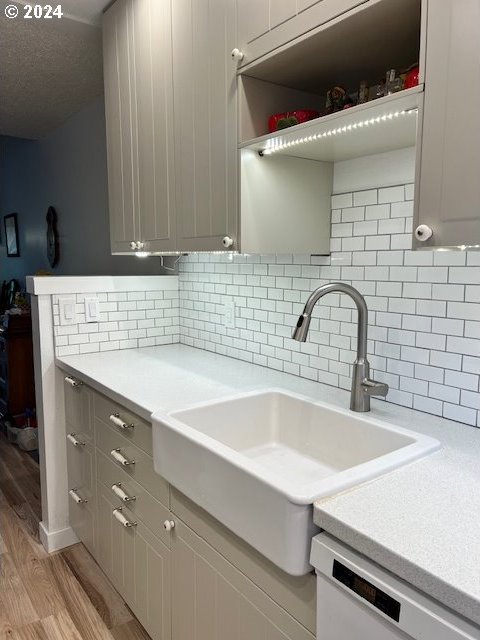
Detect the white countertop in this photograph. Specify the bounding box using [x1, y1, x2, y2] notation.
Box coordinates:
[57, 344, 480, 626]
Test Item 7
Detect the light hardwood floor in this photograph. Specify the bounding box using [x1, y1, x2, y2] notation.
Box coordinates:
[0, 434, 151, 640]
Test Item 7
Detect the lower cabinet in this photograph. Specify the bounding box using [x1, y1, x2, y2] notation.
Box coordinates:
[97, 483, 172, 640]
[172, 519, 314, 640]
[63, 375, 315, 640]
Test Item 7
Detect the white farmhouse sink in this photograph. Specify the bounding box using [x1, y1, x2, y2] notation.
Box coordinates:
[151, 390, 439, 575]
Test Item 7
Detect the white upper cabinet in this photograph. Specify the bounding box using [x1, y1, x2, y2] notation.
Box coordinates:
[236, 0, 367, 67]
[172, 0, 238, 253]
[103, 0, 176, 254]
[414, 0, 480, 248]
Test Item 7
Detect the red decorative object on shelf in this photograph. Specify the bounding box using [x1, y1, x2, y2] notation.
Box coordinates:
[404, 65, 420, 89]
[268, 109, 320, 133]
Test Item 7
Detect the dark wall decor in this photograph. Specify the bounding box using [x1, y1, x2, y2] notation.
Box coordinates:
[4, 214, 19, 257]
[46, 206, 60, 268]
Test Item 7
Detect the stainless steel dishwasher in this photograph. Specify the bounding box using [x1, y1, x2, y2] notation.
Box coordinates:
[311, 533, 480, 640]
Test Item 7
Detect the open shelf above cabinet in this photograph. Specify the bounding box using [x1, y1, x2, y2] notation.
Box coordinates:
[239, 86, 422, 162]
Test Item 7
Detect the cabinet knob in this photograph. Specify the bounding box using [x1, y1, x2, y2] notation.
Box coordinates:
[415, 225, 433, 242]
[231, 48, 244, 62]
[222, 236, 234, 248]
[130, 241, 145, 251]
[163, 520, 175, 532]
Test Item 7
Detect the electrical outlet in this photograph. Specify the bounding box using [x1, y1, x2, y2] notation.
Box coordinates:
[85, 297, 99, 323]
[59, 297, 77, 326]
[224, 300, 236, 329]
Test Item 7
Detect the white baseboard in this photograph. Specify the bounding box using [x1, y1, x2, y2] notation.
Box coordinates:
[39, 521, 79, 553]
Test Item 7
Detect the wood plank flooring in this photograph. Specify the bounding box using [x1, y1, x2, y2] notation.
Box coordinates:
[0, 435, 151, 640]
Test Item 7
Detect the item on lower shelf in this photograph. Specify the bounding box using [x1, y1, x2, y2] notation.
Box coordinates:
[268, 109, 320, 132]
[358, 80, 369, 104]
[404, 63, 420, 89]
[325, 86, 349, 113]
[385, 68, 404, 95]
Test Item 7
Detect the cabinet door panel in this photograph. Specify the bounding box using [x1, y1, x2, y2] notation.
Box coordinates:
[172, 520, 314, 640]
[133, 0, 176, 252]
[237, 0, 269, 45]
[103, 0, 139, 253]
[172, 0, 238, 252]
[97, 483, 171, 640]
[415, 0, 480, 247]
[270, 0, 298, 30]
[237, 0, 367, 67]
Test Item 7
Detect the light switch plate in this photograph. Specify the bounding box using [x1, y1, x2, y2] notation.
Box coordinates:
[224, 300, 236, 329]
[85, 297, 99, 323]
[59, 297, 77, 326]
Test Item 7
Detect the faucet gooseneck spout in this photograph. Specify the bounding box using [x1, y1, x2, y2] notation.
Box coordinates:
[292, 282, 388, 412]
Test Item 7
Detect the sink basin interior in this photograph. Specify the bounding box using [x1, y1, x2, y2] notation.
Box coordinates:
[170, 391, 421, 489]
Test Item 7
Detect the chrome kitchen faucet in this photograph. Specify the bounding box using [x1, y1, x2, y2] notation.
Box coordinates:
[292, 282, 388, 412]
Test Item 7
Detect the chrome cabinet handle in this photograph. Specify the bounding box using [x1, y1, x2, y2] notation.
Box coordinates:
[67, 433, 85, 447]
[65, 375, 83, 388]
[69, 488, 88, 504]
[113, 507, 137, 528]
[110, 448, 135, 467]
[109, 413, 134, 430]
[111, 483, 136, 503]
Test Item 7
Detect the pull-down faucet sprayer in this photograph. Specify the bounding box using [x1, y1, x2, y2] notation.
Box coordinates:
[293, 282, 388, 412]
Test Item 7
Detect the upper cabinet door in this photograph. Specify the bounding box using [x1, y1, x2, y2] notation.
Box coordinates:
[414, 0, 480, 248]
[103, 0, 176, 254]
[103, 0, 139, 253]
[172, 0, 238, 253]
[236, 0, 367, 67]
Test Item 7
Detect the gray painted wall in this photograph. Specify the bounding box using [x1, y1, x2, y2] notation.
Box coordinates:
[0, 97, 163, 287]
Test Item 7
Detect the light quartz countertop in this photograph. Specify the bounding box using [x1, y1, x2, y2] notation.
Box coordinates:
[57, 344, 480, 626]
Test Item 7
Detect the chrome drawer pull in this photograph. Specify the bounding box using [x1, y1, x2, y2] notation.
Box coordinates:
[110, 448, 135, 466]
[109, 413, 134, 430]
[111, 483, 136, 503]
[113, 507, 137, 528]
[67, 433, 85, 447]
[69, 488, 88, 504]
[65, 375, 83, 388]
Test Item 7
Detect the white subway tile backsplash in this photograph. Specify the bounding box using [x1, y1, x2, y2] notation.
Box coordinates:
[178, 181, 480, 428]
[53, 288, 179, 356]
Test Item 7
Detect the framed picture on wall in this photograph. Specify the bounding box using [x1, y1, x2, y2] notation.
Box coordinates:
[4, 213, 20, 257]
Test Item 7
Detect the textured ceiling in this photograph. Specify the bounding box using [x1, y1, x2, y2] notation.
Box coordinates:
[0, 1, 108, 139]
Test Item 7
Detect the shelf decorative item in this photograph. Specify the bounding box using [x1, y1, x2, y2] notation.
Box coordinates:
[268, 109, 320, 133]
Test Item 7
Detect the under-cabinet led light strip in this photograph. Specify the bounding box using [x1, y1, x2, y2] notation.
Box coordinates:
[261, 108, 418, 155]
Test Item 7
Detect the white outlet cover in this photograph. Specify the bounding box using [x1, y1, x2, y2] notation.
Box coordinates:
[59, 297, 77, 326]
[85, 297, 99, 323]
[224, 300, 236, 329]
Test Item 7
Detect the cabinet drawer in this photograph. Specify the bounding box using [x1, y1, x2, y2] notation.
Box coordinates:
[94, 392, 153, 456]
[66, 436, 96, 555]
[66, 436, 96, 505]
[96, 421, 169, 506]
[97, 449, 172, 548]
[97, 481, 172, 640]
[64, 375, 93, 442]
[69, 494, 96, 556]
